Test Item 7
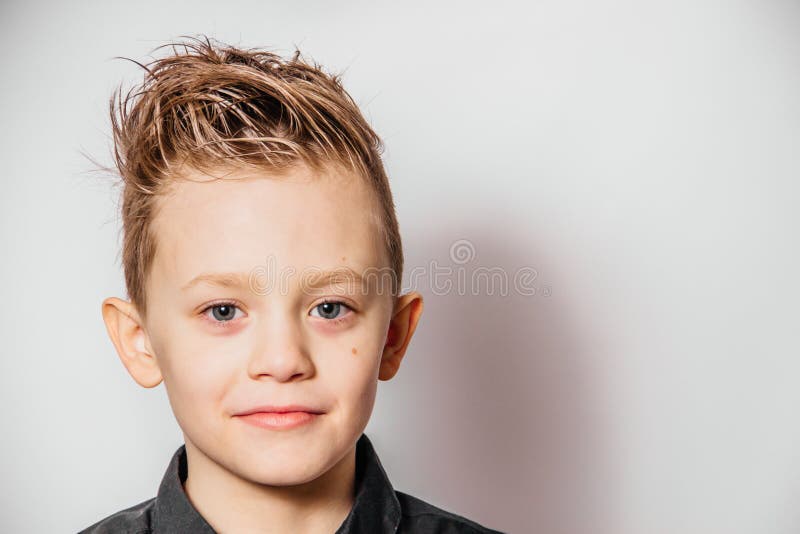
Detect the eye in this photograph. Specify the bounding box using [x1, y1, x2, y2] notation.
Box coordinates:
[310, 300, 353, 321]
[201, 302, 244, 324]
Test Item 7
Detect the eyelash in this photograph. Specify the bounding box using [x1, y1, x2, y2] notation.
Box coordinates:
[199, 299, 355, 327]
[200, 300, 245, 328]
[310, 299, 354, 324]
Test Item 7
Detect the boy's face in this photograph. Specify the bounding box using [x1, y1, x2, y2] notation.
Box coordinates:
[103, 162, 422, 487]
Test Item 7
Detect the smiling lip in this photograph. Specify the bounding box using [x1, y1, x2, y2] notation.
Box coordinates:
[234, 405, 325, 416]
[235, 411, 320, 430]
[233, 405, 324, 430]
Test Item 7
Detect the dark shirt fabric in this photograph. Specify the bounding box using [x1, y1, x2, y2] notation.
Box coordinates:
[79, 433, 505, 533]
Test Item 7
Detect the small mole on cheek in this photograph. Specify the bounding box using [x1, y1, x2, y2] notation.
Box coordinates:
[341, 256, 347, 261]
[351, 347, 358, 355]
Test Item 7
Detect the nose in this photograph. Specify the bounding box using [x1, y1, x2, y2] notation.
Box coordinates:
[247, 310, 315, 382]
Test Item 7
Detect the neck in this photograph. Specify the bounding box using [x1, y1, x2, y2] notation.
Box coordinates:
[182, 438, 357, 534]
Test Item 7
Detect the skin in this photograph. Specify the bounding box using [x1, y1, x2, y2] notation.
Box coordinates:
[101, 161, 423, 534]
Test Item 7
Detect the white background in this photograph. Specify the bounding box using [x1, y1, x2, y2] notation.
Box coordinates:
[1, 1, 798, 533]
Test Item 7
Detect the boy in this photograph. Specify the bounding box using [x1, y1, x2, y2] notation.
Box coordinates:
[81, 36, 504, 533]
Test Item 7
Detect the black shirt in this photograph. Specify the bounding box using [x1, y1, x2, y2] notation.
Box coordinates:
[79, 433, 505, 533]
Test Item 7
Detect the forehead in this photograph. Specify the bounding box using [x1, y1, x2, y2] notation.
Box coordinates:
[149, 163, 386, 289]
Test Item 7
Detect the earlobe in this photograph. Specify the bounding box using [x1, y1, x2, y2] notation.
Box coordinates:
[379, 292, 424, 381]
[101, 297, 163, 388]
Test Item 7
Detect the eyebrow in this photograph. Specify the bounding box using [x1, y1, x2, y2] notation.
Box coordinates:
[181, 272, 251, 292]
[301, 267, 365, 291]
[180, 267, 368, 293]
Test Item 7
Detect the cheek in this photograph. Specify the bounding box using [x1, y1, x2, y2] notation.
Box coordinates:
[153, 325, 236, 415]
[314, 327, 384, 403]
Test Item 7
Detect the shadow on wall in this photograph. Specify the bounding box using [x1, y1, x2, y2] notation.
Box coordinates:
[393, 221, 613, 534]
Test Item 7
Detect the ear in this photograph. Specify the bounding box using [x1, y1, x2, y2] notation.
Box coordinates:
[379, 291, 424, 381]
[101, 297, 163, 388]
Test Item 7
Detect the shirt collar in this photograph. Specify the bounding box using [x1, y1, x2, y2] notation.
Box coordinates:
[153, 433, 401, 534]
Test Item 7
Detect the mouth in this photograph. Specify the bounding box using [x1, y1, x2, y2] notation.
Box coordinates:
[234, 404, 325, 416]
[234, 411, 321, 430]
[232, 404, 325, 430]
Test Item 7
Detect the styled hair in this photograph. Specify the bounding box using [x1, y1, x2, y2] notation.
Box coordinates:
[106, 35, 402, 319]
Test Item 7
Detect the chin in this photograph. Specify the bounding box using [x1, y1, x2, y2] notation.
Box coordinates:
[238, 455, 332, 486]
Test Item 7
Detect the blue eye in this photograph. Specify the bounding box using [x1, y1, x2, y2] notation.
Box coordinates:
[202, 302, 244, 323]
[310, 301, 352, 321]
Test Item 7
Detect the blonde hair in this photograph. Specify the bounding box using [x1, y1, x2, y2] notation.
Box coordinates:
[106, 35, 402, 319]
